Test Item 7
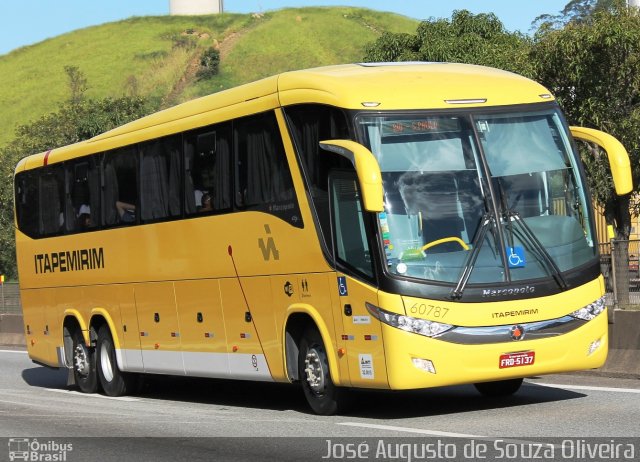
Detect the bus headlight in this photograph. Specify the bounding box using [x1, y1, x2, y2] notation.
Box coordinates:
[366, 302, 454, 337]
[569, 296, 606, 321]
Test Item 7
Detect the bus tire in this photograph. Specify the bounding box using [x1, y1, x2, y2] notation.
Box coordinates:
[474, 378, 523, 397]
[298, 327, 348, 415]
[97, 325, 135, 397]
[71, 329, 98, 393]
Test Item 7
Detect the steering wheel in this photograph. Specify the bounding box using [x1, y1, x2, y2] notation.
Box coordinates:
[421, 237, 470, 253]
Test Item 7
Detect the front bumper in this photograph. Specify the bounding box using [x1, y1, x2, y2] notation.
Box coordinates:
[382, 310, 608, 390]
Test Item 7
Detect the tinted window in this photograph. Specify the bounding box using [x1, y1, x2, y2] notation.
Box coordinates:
[285, 104, 351, 247]
[15, 112, 307, 238]
[66, 159, 100, 232]
[330, 173, 374, 278]
[235, 112, 301, 227]
[140, 135, 182, 222]
[184, 123, 232, 215]
[103, 147, 138, 226]
[39, 165, 65, 236]
[15, 171, 39, 238]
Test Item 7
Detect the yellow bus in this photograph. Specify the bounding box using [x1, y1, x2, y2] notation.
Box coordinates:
[14, 63, 632, 415]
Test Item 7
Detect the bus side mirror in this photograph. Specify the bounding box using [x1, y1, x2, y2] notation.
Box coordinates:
[319, 140, 384, 212]
[570, 126, 633, 196]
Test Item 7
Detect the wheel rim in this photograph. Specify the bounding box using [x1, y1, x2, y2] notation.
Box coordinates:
[100, 342, 114, 383]
[304, 347, 326, 394]
[74, 344, 90, 377]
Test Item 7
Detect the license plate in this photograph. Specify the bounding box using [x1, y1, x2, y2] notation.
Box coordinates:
[499, 351, 535, 369]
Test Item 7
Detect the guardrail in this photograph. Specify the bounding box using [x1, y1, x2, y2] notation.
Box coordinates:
[0, 282, 22, 314]
[600, 239, 640, 308]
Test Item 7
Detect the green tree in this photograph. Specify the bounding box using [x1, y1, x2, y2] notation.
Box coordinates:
[0, 96, 152, 279]
[364, 10, 533, 76]
[64, 65, 89, 104]
[532, 4, 640, 305]
[532, 0, 623, 31]
[531, 5, 640, 236]
[197, 46, 221, 80]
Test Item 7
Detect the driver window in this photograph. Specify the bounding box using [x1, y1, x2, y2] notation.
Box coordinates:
[330, 172, 374, 278]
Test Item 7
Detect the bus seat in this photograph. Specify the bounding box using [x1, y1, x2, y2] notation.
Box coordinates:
[500, 173, 544, 218]
[398, 172, 464, 253]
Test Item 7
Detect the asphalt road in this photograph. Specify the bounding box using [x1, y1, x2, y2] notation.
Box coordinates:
[1, 348, 638, 461]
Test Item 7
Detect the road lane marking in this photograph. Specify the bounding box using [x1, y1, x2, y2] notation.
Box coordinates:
[337, 422, 484, 439]
[532, 383, 640, 394]
[0, 349, 27, 354]
[45, 388, 140, 401]
[0, 398, 48, 407]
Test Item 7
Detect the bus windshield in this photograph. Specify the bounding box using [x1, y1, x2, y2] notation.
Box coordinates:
[358, 108, 596, 286]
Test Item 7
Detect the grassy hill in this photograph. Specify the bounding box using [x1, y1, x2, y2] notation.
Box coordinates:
[0, 7, 418, 147]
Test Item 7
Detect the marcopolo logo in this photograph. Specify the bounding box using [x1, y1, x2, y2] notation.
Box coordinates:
[8, 438, 73, 461]
[483, 286, 536, 298]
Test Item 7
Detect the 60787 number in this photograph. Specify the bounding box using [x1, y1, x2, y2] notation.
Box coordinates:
[409, 303, 449, 319]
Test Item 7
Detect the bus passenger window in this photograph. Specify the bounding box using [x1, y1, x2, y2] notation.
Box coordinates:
[234, 111, 301, 227]
[140, 135, 182, 222]
[184, 123, 232, 215]
[15, 171, 39, 238]
[39, 165, 65, 236]
[285, 104, 351, 248]
[103, 147, 138, 226]
[67, 160, 100, 232]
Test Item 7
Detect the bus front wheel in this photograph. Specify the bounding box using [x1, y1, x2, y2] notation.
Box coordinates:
[72, 329, 98, 393]
[474, 378, 523, 397]
[97, 325, 135, 396]
[298, 327, 348, 415]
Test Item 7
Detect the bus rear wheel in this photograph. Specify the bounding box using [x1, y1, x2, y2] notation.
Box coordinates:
[298, 328, 348, 415]
[72, 329, 98, 393]
[474, 378, 523, 397]
[97, 325, 136, 396]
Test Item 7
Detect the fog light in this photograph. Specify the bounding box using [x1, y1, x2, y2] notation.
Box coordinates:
[412, 357, 436, 374]
[588, 338, 602, 356]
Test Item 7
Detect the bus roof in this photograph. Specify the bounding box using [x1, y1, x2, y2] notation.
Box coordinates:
[277, 62, 553, 109]
[16, 62, 554, 171]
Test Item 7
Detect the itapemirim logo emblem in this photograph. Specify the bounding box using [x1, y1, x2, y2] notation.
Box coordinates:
[8, 438, 73, 461]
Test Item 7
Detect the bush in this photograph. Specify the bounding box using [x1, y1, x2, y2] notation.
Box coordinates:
[197, 47, 220, 80]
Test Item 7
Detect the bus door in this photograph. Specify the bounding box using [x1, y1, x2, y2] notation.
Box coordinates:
[219, 278, 272, 381]
[115, 285, 144, 372]
[134, 282, 183, 374]
[329, 172, 388, 388]
[174, 280, 229, 378]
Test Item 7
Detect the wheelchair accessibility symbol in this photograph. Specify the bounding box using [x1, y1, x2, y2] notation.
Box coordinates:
[337, 276, 348, 296]
[507, 246, 526, 268]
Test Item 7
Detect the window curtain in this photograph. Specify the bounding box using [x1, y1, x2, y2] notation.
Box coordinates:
[141, 145, 169, 220]
[184, 144, 197, 214]
[39, 175, 61, 235]
[168, 146, 181, 216]
[214, 136, 231, 210]
[103, 161, 119, 225]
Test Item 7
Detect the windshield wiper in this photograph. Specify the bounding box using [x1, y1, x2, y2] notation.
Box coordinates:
[451, 210, 569, 299]
[504, 210, 569, 290]
[451, 212, 494, 300]
[495, 180, 568, 291]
